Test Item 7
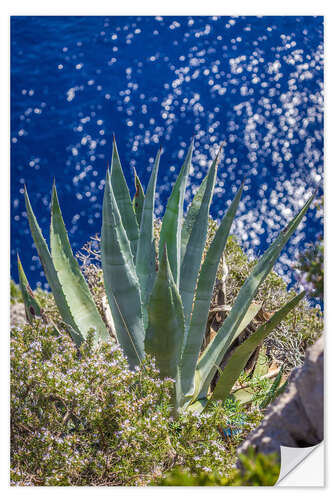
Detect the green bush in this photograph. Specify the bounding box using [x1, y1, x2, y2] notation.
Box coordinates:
[10, 320, 263, 486]
[10, 215, 323, 485]
[153, 448, 280, 486]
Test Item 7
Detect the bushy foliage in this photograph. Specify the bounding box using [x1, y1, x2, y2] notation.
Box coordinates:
[153, 448, 280, 486]
[10, 280, 22, 304]
[10, 320, 263, 486]
[295, 237, 324, 301]
[207, 221, 322, 369]
[10, 214, 323, 485]
[11, 322, 173, 486]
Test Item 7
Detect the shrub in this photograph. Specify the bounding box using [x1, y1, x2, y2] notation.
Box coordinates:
[153, 448, 280, 486]
[10, 320, 263, 486]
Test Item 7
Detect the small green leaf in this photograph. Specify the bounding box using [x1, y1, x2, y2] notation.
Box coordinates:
[260, 365, 284, 409]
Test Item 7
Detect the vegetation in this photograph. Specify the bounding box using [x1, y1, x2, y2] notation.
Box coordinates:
[10, 229, 322, 486]
[21, 139, 315, 415]
[295, 237, 324, 301]
[154, 449, 280, 486]
[10, 320, 264, 486]
[11, 139, 323, 485]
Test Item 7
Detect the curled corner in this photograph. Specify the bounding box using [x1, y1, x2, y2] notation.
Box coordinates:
[276, 442, 324, 486]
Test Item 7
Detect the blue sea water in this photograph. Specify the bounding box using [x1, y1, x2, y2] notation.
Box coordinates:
[10, 16, 324, 289]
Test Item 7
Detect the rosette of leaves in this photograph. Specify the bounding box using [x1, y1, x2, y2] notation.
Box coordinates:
[22, 137, 315, 413]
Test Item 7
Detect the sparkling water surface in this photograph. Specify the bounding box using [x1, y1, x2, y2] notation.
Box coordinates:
[11, 16, 324, 289]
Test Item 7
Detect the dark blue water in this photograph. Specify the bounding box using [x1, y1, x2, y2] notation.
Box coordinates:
[11, 16, 324, 289]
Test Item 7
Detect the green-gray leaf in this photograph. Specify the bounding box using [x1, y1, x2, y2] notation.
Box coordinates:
[179, 182, 244, 404]
[195, 192, 314, 400]
[179, 149, 219, 331]
[50, 183, 110, 344]
[158, 140, 194, 287]
[24, 186, 85, 346]
[101, 170, 145, 368]
[110, 137, 139, 260]
[136, 148, 161, 326]
[210, 291, 305, 405]
[145, 245, 185, 382]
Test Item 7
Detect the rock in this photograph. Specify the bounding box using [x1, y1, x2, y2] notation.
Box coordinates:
[238, 336, 323, 457]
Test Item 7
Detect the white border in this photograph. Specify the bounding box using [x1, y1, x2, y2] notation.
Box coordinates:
[2, 2, 331, 498]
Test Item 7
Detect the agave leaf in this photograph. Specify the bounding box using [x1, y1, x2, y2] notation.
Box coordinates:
[132, 168, 145, 227]
[228, 301, 262, 345]
[50, 183, 110, 343]
[187, 398, 208, 414]
[179, 182, 244, 404]
[195, 192, 315, 401]
[110, 137, 139, 260]
[273, 378, 289, 400]
[259, 364, 284, 409]
[180, 301, 260, 411]
[181, 175, 208, 263]
[158, 140, 194, 287]
[230, 387, 255, 405]
[252, 345, 269, 378]
[209, 291, 305, 404]
[24, 186, 85, 346]
[17, 253, 43, 323]
[179, 149, 219, 330]
[101, 170, 145, 368]
[136, 149, 161, 326]
[145, 245, 185, 382]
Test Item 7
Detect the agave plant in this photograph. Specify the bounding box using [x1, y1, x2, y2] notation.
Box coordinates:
[21, 137, 314, 413]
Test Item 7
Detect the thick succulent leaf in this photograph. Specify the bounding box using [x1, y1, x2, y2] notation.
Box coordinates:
[50, 183, 110, 343]
[187, 398, 208, 414]
[158, 141, 194, 287]
[145, 245, 185, 381]
[179, 150, 219, 330]
[17, 253, 43, 323]
[208, 290, 306, 404]
[230, 387, 255, 405]
[136, 149, 161, 326]
[179, 183, 244, 403]
[228, 302, 262, 344]
[24, 186, 84, 346]
[101, 170, 145, 368]
[181, 174, 208, 263]
[110, 137, 139, 260]
[194, 192, 315, 400]
[179, 301, 260, 411]
[259, 364, 284, 409]
[252, 346, 269, 378]
[273, 378, 289, 400]
[132, 168, 145, 227]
